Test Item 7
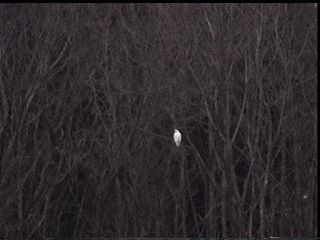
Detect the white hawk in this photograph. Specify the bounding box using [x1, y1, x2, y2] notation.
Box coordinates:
[173, 129, 182, 147]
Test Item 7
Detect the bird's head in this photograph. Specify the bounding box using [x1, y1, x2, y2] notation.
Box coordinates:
[174, 129, 179, 132]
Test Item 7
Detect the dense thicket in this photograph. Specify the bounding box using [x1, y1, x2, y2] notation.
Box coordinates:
[0, 3, 317, 238]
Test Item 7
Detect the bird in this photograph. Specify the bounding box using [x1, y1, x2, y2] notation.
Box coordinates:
[173, 129, 182, 147]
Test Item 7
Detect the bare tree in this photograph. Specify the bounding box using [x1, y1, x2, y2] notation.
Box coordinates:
[0, 3, 316, 238]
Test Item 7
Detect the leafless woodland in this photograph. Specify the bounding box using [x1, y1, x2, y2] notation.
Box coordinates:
[0, 3, 317, 238]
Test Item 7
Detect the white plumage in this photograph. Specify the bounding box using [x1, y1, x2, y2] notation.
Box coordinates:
[173, 129, 182, 147]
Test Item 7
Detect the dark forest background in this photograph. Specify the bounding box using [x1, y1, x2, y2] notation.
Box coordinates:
[0, 3, 317, 238]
